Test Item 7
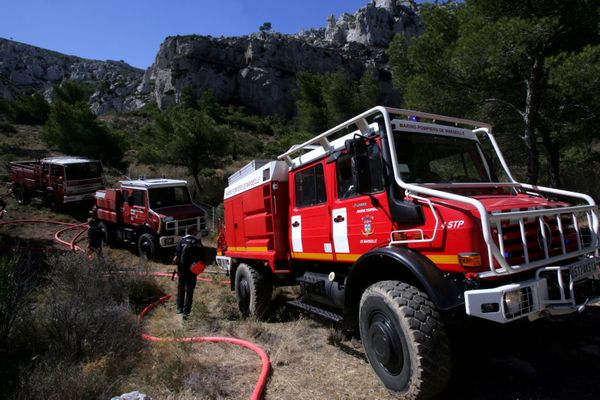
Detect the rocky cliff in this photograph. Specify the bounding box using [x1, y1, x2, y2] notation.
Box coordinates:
[1, 0, 422, 117]
[141, 0, 422, 117]
[0, 38, 147, 114]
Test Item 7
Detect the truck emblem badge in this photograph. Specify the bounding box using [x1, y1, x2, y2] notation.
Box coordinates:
[362, 216, 374, 236]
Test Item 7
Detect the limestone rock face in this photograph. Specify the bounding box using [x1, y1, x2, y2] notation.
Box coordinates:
[0, 38, 146, 113]
[1, 1, 422, 117]
[325, 0, 423, 47]
[141, 33, 389, 117]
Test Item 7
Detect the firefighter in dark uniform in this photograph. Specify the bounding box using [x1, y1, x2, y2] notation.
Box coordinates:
[87, 208, 103, 260]
[172, 225, 204, 319]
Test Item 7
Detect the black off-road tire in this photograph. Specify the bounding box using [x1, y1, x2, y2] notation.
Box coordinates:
[359, 281, 451, 400]
[235, 264, 272, 319]
[138, 233, 157, 260]
[13, 185, 32, 205]
[45, 193, 60, 211]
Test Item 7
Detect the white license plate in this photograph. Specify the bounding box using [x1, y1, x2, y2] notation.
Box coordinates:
[571, 261, 598, 282]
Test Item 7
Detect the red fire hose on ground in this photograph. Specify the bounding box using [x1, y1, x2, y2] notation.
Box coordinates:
[0, 218, 271, 400]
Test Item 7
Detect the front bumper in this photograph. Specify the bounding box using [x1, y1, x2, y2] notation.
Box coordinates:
[465, 257, 600, 323]
[158, 236, 180, 248]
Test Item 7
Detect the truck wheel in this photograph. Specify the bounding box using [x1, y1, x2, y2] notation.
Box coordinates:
[45, 194, 60, 211]
[138, 233, 157, 260]
[98, 222, 112, 246]
[235, 264, 272, 319]
[14, 186, 31, 205]
[359, 281, 451, 399]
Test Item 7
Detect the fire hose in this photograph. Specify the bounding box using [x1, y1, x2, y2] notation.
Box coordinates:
[0, 218, 271, 400]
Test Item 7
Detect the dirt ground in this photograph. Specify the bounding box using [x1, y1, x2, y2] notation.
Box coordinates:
[1, 194, 600, 400]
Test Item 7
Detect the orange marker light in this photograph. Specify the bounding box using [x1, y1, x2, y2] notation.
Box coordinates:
[392, 231, 424, 241]
[458, 252, 482, 268]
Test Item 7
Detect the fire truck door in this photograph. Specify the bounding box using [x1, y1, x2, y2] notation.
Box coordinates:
[123, 189, 147, 227]
[289, 162, 333, 261]
[332, 144, 391, 261]
[51, 164, 64, 197]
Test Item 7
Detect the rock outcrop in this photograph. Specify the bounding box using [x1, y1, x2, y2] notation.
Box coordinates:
[1, 0, 423, 117]
[138, 32, 395, 117]
[141, 0, 421, 117]
[0, 38, 146, 113]
[325, 0, 422, 47]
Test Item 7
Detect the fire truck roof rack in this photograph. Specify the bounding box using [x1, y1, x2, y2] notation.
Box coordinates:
[277, 106, 492, 167]
[42, 156, 98, 165]
[120, 179, 188, 189]
[228, 160, 271, 185]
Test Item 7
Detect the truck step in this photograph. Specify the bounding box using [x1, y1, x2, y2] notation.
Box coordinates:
[287, 299, 343, 323]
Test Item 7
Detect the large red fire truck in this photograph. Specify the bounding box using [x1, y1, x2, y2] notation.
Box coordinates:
[216, 106, 600, 398]
[7, 157, 104, 208]
[94, 178, 205, 259]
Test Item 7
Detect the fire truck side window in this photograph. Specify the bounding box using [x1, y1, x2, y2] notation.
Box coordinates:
[51, 165, 63, 177]
[131, 190, 145, 207]
[295, 164, 327, 208]
[337, 156, 357, 199]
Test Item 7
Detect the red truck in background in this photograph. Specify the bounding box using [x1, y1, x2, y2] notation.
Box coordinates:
[216, 106, 600, 399]
[94, 178, 206, 260]
[7, 157, 104, 208]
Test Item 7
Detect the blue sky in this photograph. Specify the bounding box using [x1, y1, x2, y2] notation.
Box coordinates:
[1, 0, 373, 69]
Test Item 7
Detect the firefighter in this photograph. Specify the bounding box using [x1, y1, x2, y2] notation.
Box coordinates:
[87, 208, 103, 260]
[172, 225, 204, 319]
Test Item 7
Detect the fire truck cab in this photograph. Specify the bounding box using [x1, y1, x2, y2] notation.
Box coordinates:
[217, 106, 600, 398]
[95, 178, 205, 259]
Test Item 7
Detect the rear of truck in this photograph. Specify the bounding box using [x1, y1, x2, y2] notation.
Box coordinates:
[216, 160, 290, 272]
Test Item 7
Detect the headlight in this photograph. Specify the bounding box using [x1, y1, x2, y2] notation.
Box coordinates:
[503, 289, 522, 316]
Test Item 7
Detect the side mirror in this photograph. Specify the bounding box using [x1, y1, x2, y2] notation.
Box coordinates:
[348, 138, 372, 194]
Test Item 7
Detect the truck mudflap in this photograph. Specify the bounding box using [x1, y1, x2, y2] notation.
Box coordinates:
[465, 257, 600, 323]
[216, 256, 232, 272]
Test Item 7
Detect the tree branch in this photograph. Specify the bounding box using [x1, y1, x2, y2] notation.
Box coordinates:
[484, 98, 525, 118]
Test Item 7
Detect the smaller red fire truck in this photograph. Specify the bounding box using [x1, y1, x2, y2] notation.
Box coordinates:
[94, 178, 205, 259]
[7, 157, 104, 208]
[217, 106, 600, 399]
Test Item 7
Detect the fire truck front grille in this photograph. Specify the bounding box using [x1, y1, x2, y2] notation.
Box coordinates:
[493, 215, 580, 265]
[489, 206, 597, 273]
[165, 217, 205, 236]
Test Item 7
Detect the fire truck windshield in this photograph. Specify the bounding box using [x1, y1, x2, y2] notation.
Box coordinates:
[148, 186, 191, 209]
[393, 131, 495, 184]
[64, 162, 103, 180]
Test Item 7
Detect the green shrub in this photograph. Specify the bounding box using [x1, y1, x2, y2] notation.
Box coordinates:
[43, 85, 127, 166]
[17, 359, 120, 400]
[8, 254, 161, 399]
[0, 93, 50, 125]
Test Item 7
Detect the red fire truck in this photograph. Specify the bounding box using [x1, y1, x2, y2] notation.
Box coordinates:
[95, 179, 205, 259]
[7, 157, 104, 208]
[217, 106, 600, 398]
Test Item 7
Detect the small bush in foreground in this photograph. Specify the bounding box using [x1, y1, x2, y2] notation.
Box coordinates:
[12, 254, 164, 399]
